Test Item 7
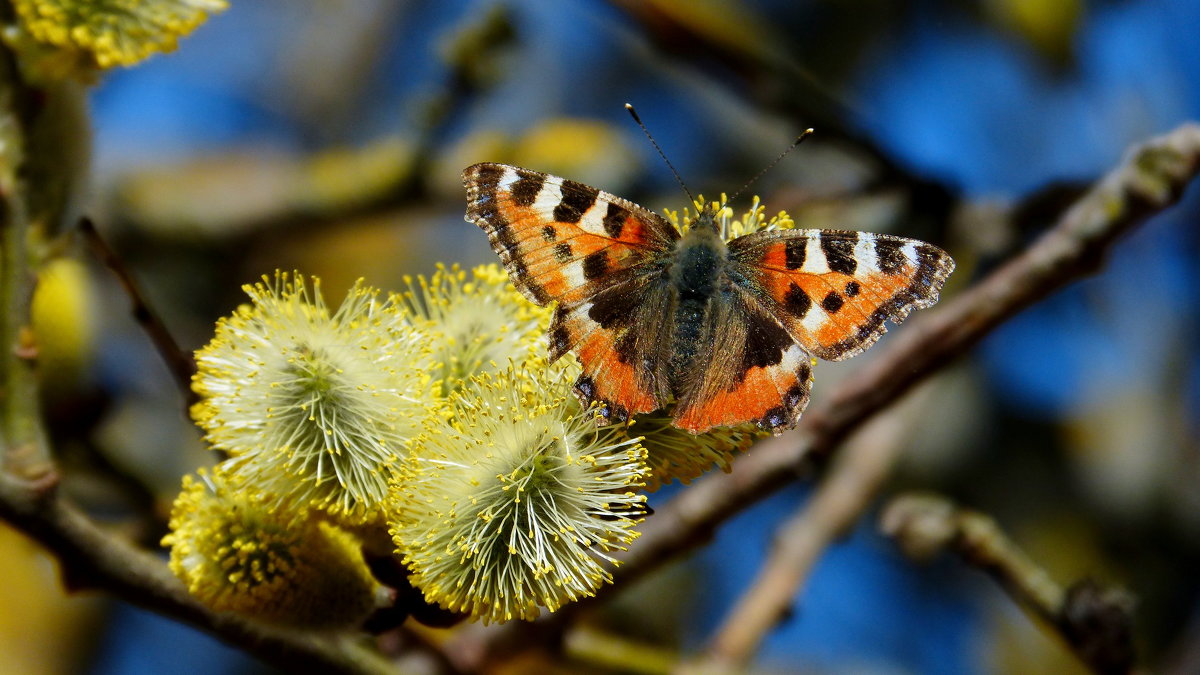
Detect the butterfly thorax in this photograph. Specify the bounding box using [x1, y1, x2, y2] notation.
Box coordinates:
[667, 212, 727, 386]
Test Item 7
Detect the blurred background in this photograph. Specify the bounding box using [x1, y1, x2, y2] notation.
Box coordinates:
[4, 0, 1199, 673]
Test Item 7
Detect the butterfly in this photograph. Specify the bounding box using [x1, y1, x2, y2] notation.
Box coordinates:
[463, 163, 954, 435]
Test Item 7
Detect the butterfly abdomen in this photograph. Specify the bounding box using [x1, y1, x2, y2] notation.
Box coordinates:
[668, 228, 726, 385]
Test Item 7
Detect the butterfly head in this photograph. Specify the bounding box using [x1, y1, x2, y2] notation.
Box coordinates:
[693, 202, 722, 235]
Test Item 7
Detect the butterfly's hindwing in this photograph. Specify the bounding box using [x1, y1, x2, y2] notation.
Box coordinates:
[556, 277, 676, 423]
[728, 229, 955, 361]
[671, 286, 814, 434]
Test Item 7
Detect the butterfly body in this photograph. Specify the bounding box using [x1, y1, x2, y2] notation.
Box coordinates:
[464, 162, 954, 435]
[665, 218, 724, 385]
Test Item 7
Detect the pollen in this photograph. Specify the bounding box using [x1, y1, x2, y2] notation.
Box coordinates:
[627, 413, 766, 491]
[664, 195, 797, 240]
[395, 263, 551, 398]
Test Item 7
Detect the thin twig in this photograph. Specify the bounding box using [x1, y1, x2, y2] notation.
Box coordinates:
[604, 0, 956, 213]
[880, 493, 1135, 675]
[0, 20, 52, 480]
[464, 122, 1200, 668]
[78, 217, 198, 409]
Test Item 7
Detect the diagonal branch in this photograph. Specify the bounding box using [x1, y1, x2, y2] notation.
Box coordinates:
[466, 122, 1200, 667]
[703, 401, 918, 666]
[79, 217, 199, 409]
[606, 120, 1200, 596]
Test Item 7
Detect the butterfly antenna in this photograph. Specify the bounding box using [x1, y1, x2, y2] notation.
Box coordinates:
[625, 103, 696, 206]
[728, 128, 815, 205]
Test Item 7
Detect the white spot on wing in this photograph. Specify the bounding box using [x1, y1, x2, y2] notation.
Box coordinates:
[576, 202, 609, 236]
[778, 344, 808, 371]
[532, 179, 563, 215]
[497, 167, 519, 191]
[563, 259, 587, 288]
[802, 236, 830, 274]
[855, 235, 880, 274]
[800, 302, 829, 335]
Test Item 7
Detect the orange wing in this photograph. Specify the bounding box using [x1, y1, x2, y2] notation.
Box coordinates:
[727, 229, 954, 361]
[463, 163, 680, 422]
[463, 163, 677, 309]
[674, 228, 953, 435]
[671, 288, 814, 434]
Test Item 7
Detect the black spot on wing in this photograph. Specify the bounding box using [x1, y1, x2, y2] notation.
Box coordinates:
[821, 233, 858, 275]
[468, 164, 503, 191]
[822, 291, 844, 313]
[603, 203, 627, 238]
[600, 402, 630, 425]
[554, 180, 599, 223]
[741, 310, 791, 374]
[541, 225, 557, 242]
[914, 244, 944, 287]
[874, 238, 907, 274]
[587, 285, 636, 329]
[510, 171, 544, 207]
[582, 250, 609, 280]
[759, 366, 812, 433]
[615, 331, 638, 364]
[785, 239, 806, 270]
[760, 405, 789, 431]
[553, 242, 573, 264]
[549, 320, 570, 359]
[784, 283, 811, 318]
[844, 281, 860, 297]
[574, 374, 596, 404]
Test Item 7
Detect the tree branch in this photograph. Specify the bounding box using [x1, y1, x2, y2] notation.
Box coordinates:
[466, 122, 1200, 667]
[0, 470, 398, 675]
[0, 5, 52, 480]
[880, 493, 1135, 674]
[607, 121, 1200, 595]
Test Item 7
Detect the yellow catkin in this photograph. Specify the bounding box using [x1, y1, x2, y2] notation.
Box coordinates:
[389, 359, 649, 624]
[192, 272, 433, 525]
[162, 468, 382, 629]
[13, 0, 227, 71]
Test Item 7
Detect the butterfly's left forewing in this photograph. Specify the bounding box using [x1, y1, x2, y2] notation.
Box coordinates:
[463, 163, 680, 422]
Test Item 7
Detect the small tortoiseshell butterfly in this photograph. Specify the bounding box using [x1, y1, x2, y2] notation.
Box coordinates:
[463, 163, 954, 435]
